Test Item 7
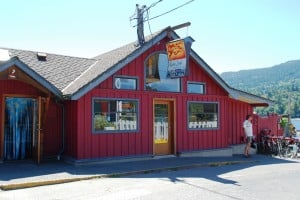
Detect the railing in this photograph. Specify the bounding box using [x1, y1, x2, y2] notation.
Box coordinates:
[188, 121, 217, 129]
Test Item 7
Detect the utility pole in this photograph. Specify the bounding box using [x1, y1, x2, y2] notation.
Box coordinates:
[130, 0, 194, 46]
[288, 93, 292, 122]
[136, 4, 146, 46]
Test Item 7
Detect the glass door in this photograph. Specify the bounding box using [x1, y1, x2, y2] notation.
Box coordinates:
[153, 100, 174, 155]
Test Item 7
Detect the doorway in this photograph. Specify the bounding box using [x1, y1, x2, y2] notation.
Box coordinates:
[153, 99, 175, 155]
[3, 97, 37, 161]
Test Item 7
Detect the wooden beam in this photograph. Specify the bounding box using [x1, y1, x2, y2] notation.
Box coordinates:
[170, 22, 191, 31]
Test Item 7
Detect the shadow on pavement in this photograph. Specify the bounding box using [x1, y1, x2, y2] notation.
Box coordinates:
[0, 154, 298, 190]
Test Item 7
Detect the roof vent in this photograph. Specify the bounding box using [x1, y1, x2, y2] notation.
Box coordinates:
[0, 49, 10, 61]
[37, 52, 47, 61]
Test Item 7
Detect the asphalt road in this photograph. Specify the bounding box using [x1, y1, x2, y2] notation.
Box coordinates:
[1, 157, 299, 200]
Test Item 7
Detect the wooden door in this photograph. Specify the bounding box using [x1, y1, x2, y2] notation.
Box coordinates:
[33, 96, 49, 164]
[153, 100, 174, 155]
[33, 97, 42, 164]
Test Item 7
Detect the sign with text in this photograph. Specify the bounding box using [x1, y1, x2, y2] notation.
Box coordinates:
[166, 38, 192, 78]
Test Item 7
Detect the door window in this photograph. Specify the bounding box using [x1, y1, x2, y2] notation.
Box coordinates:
[154, 104, 169, 144]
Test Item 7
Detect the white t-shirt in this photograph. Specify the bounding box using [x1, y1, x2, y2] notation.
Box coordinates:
[243, 120, 253, 137]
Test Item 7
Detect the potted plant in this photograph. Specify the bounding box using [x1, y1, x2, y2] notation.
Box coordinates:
[94, 115, 116, 130]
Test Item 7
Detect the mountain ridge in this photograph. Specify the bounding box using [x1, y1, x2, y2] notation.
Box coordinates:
[220, 60, 300, 117]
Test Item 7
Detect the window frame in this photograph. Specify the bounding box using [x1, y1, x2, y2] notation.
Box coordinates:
[92, 97, 140, 134]
[187, 101, 219, 130]
[144, 51, 182, 93]
[187, 81, 206, 94]
[113, 75, 138, 90]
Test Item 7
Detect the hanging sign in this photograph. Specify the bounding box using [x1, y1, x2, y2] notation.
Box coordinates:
[166, 38, 193, 78]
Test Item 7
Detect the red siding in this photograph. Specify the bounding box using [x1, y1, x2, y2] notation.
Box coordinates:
[64, 101, 75, 157]
[226, 99, 253, 145]
[253, 114, 283, 137]
[73, 88, 245, 159]
[43, 101, 63, 156]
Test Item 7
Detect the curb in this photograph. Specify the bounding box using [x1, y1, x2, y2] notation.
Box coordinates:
[0, 160, 258, 191]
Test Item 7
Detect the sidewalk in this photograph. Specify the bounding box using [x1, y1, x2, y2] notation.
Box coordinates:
[0, 154, 269, 190]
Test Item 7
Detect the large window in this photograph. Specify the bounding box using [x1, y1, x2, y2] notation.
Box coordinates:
[188, 102, 219, 129]
[93, 99, 138, 132]
[145, 53, 180, 92]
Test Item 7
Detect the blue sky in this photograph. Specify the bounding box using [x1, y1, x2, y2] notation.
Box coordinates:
[0, 0, 299, 73]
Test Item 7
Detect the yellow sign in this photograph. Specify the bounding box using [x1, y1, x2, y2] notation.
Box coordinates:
[166, 39, 186, 61]
[166, 39, 189, 78]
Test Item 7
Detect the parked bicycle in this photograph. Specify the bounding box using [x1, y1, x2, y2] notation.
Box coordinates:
[258, 132, 299, 158]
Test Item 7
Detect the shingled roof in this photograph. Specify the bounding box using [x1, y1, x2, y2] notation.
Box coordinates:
[1, 48, 96, 93]
[0, 27, 273, 106]
[61, 41, 140, 98]
[63, 29, 167, 99]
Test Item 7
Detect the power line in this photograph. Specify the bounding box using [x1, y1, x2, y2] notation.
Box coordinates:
[129, 0, 162, 22]
[147, 0, 163, 11]
[130, 0, 194, 27]
[130, 0, 194, 46]
[147, 0, 194, 22]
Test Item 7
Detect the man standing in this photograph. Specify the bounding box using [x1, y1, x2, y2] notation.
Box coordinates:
[243, 114, 253, 157]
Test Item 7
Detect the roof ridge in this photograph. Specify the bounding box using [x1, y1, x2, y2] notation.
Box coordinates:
[62, 60, 99, 94]
[92, 28, 169, 60]
[1, 46, 97, 61]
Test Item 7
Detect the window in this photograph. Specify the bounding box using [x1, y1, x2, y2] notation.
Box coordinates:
[145, 53, 180, 92]
[188, 102, 218, 129]
[114, 77, 137, 90]
[187, 82, 205, 94]
[93, 99, 138, 132]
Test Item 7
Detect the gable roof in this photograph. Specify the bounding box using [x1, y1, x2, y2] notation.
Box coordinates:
[0, 56, 62, 96]
[0, 27, 273, 106]
[0, 47, 97, 96]
[63, 29, 169, 99]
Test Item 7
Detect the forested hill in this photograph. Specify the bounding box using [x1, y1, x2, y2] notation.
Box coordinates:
[220, 60, 300, 117]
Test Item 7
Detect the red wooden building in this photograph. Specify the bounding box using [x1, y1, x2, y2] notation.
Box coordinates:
[0, 27, 274, 163]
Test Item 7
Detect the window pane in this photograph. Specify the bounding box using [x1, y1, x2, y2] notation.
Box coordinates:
[188, 102, 218, 129]
[93, 99, 138, 132]
[145, 53, 180, 92]
[114, 77, 137, 90]
[187, 83, 204, 94]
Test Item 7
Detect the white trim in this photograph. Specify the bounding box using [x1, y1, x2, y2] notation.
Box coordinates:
[62, 60, 99, 93]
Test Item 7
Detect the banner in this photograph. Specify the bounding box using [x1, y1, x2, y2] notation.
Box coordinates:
[166, 38, 193, 78]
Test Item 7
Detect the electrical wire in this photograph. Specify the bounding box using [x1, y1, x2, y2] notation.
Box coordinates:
[147, 0, 194, 22]
[130, 0, 194, 45]
[147, 0, 163, 11]
[146, 9, 154, 41]
[130, 0, 194, 27]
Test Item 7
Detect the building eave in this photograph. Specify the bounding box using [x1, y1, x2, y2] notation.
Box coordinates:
[230, 88, 274, 107]
[0, 57, 62, 98]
